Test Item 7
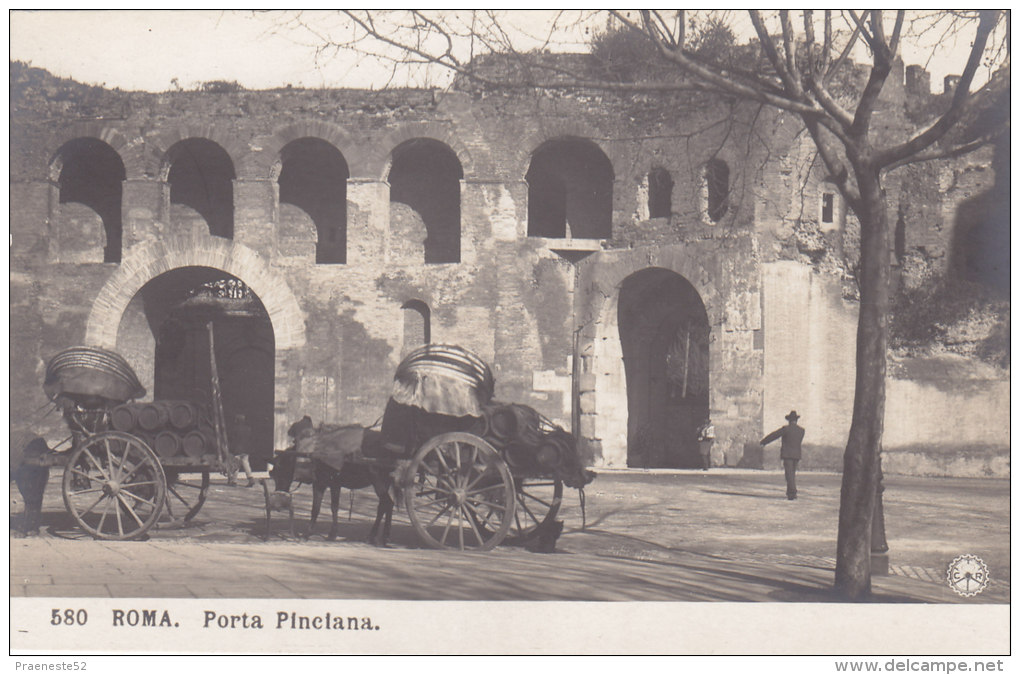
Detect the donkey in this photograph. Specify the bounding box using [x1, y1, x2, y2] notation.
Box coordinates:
[268, 440, 395, 546]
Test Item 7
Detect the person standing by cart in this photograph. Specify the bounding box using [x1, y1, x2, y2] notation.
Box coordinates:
[760, 410, 804, 499]
[696, 417, 715, 471]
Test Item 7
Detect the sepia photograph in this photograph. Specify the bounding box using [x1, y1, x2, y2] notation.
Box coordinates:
[8, 9, 1010, 661]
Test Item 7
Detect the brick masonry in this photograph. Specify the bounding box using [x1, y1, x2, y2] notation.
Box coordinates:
[9, 62, 1008, 474]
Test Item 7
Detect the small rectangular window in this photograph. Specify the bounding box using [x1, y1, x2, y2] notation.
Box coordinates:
[821, 193, 834, 223]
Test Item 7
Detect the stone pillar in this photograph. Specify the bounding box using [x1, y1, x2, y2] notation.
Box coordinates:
[461, 178, 522, 264]
[121, 179, 162, 250]
[233, 179, 275, 257]
[346, 179, 388, 266]
[11, 182, 53, 260]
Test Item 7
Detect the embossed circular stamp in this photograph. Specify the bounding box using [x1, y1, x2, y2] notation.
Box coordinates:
[947, 554, 990, 597]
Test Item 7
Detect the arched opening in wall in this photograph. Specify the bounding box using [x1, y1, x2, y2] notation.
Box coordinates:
[55, 137, 126, 262]
[166, 138, 236, 238]
[705, 158, 730, 223]
[389, 138, 463, 264]
[619, 268, 709, 468]
[647, 167, 673, 219]
[279, 137, 349, 264]
[401, 299, 431, 354]
[527, 137, 614, 238]
[117, 266, 275, 470]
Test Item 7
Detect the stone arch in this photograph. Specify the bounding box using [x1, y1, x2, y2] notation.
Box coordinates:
[148, 127, 249, 182]
[367, 123, 475, 179]
[276, 137, 350, 264]
[387, 137, 464, 264]
[618, 268, 710, 468]
[160, 137, 237, 238]
[401, 299, 431, 355]
[526, 136, 615, 239]
[251, 121, 356, 179]
[86, 237, 304, 350]
[49, 136, 127, 263]
[581, 252, 721, 469]
[513, 123, 621, 180]
[86, 237, 305, 450]
[46, 123, 144, 181]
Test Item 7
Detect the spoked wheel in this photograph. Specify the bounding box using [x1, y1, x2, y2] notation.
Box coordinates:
[163, 470, 210, 522]
[505, 478, 564, 543]
[404, 432, 516, 551]
[61, 431, 167, 540]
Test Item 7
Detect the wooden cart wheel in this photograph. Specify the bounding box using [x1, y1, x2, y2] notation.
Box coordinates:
[505, 478, 564, 543]
[163, 470, 210, 522]
[61, 431, 167, 541]
[404, 432, 516, 551]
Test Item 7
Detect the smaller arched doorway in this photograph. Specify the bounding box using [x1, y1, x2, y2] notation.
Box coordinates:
[117, 266, 276, 469]
[619, 268, 709, 468]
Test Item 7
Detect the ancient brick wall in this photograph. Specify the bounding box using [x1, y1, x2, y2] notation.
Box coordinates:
[9, 63, 1007, 473]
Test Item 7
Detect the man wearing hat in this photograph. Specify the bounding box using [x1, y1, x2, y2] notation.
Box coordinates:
[760, 411, 805, 500]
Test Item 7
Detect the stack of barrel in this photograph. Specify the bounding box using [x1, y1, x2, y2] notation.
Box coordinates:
[481, 402, 575, 476]
[109, 400, 214, 460]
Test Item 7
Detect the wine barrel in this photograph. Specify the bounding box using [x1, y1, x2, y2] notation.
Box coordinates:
[536, 432, 572, 471]
[154, 431, 181, 459]
[168, 401, 199, 430]
[136, 402, 169, 431]
[182, 430, 211, 459]
[110, 404, 137, 432]
[503, 441, 536, 471]
[487, 404, 542, 446]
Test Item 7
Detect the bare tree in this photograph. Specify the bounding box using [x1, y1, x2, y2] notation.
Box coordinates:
[278, 9, 1010, 600]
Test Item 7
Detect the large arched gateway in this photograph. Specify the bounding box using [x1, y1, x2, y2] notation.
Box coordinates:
[619, 268, 709, 468]
[113, 267, 276, 469]
[85, 238, 305, 455]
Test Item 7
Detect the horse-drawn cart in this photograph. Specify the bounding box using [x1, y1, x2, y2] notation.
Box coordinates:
[28, 338, 593, 550]
[30, 324, 253, 541]
[289, 344, 596, 551]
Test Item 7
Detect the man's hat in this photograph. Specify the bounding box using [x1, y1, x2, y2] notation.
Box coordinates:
[785, 410, 800, 421]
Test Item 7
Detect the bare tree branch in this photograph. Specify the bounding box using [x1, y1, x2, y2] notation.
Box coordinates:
[824, 17, 863, 86]
[803, 11, 856, 130]
[779, 11, 804, 97]
[613, 11, 835, 122]
[885, 121, 1009, 172]
[877, 10, 1000, 166]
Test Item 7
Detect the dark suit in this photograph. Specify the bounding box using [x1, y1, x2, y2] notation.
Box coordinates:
[761, 422, 805, 498]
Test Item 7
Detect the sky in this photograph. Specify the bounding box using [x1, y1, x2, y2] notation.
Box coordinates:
[9, 10, 587, 91]
[9, 10, 1000, 93]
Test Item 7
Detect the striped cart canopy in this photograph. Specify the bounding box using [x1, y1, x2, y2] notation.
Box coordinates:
[43, 346, 146, 406]
[390, 344, 495, 418]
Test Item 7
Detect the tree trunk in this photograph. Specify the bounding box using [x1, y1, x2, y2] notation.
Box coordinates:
[834, 165, 890, 600]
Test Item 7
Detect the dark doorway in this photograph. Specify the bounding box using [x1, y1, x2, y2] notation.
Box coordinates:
[138, 267, 275, 469]
[619, 268, 709, 468]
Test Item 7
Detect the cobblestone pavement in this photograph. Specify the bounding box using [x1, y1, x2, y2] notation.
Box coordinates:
[10, 469, 1009, 602]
